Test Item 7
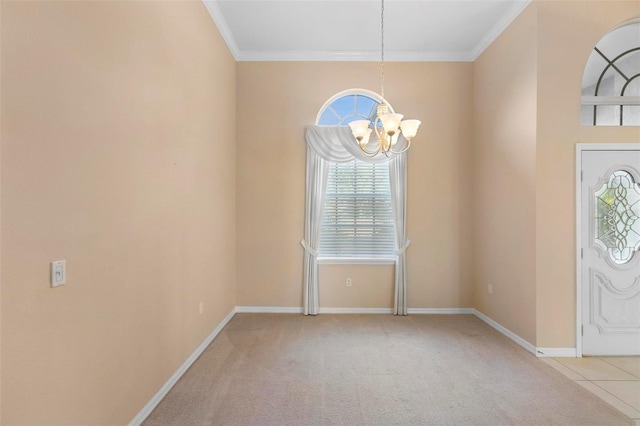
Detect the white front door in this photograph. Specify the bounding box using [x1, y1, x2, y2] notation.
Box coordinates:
[581, 149, 640, 355]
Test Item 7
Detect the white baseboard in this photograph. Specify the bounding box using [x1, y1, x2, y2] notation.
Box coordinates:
[408, 308, 474, 314]
[128, 308, 236, 426]
[472, 309, 537, 356]
[535, 347, 577, 358]
[236, 306, 394, 314]
[235, 306, 304, 314]
[236, 306, 479, 315]
[318, 307, 394, 314]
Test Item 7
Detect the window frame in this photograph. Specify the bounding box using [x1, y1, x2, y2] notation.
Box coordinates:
[315, 89, 397, 264]
[581, 20, 640, 126]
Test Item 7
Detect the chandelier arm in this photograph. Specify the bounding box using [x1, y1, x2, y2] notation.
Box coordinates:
[372, 108, 388, 140]
[387, 138, 412, 155]
[358, 144, 383, 157]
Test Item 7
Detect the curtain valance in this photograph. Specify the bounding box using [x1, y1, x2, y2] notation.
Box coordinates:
[305, 126, 403, 163]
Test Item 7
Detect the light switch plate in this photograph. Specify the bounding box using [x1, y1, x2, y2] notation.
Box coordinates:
[51, 260, 66, 287]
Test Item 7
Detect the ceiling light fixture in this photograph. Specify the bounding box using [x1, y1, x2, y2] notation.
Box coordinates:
[349, 0, 421, 157]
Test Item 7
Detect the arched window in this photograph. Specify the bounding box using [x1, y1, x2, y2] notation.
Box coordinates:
[581, 20, 640, 126]
[302, 89, 410, 315]
[316, 90, 396, 260]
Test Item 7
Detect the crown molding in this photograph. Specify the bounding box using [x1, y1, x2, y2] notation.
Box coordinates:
[236, 50, 473, 62]
[470, 0, 532, 60]
[202, 0, 240, 61]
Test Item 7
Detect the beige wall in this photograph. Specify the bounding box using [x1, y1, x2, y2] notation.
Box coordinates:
[1, 2, 236, 424]
[472, 4, 538, 344]
[535, 0, 640, 347]
[472, 0, 640, 348]
[319, 264, 395, 309]
[2, 1, 639, 423]
[236, 62, 474, 311]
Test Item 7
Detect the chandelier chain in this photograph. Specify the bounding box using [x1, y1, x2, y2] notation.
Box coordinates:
[380, 0, 385, 99]
[348, 0, 419, 157]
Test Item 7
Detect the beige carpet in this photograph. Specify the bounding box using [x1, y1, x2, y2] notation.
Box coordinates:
[143, 314, 632, 425]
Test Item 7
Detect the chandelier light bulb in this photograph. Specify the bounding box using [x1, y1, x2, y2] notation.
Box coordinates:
[400, 119, 421, 140]
[359, 128, 372, 148]
[380, 113, 403, 136]
[349, 120, 371, 142]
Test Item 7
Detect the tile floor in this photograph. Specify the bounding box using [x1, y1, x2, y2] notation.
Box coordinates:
[542, 357, 640, 425]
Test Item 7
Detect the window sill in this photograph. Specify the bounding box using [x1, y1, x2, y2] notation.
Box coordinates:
[317, 257, 396, 265]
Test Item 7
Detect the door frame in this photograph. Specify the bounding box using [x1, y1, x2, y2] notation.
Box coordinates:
[576, 143, 640, 357]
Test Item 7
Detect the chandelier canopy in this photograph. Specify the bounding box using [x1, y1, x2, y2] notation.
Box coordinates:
[349, 0, 421, 157]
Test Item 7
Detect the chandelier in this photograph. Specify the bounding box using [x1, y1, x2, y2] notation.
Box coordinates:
[349, 0, 421, 157]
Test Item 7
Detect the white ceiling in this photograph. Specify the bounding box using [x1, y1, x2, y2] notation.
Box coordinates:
[203, 0, 532, 62]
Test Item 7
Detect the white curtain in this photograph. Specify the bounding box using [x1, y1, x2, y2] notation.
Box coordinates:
[301, 149, 329, 315]
[389, 154, 410, 315]
[301, 126, 408, 315]
[305, 126, 398, 164]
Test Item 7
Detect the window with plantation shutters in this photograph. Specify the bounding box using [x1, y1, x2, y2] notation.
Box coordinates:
[319, 159, 396, 259]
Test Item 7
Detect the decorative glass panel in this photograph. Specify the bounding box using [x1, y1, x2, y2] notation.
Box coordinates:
[355, 95, 376, 119]
[623, 106, 640, 126]
[597, 68, 626, 97]
[318, 108, 340, 125]
[618, 50, 640, 80]
[624, 78, 640, 97]
[330, 95, 356, 119]
[582, 52, 609, 96]
[594, 170, 640, 264]
[581, 105, 594, 125]
[595, 105, 619, 126]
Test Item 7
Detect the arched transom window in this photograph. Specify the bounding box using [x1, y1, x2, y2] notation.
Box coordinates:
[581, 20, 640, 126]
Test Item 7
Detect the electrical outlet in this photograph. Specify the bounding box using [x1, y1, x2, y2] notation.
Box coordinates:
[346, 278, 352, 287]
[199, 302, 204, 314]
[488, 284, 493, 295]
[51, 260, 66, 288]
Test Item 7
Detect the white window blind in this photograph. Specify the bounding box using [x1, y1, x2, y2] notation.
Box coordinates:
[319, 159, 395, 258]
